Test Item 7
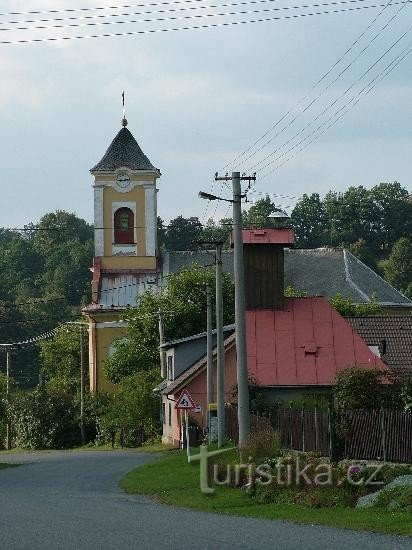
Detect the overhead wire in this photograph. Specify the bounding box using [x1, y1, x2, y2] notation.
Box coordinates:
[0, 2, 394, 44]
[220, 0, 399, 171]
[245, 0, 410, 172]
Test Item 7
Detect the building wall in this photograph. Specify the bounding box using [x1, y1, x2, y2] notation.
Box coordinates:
[87, 311, 128, 392]
[162, 345, 238, 446]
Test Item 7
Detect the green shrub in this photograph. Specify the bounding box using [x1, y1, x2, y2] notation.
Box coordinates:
[374, 486, 412, 512]
[240, 430, 281, 462]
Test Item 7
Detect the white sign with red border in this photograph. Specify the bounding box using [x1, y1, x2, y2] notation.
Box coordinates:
[175, 388, 196, 410]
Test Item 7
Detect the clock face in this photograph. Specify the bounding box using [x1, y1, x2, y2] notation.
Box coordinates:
[116, 172, 131, 188]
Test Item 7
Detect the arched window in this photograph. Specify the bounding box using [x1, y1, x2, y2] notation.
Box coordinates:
[114, 207, 134, 244]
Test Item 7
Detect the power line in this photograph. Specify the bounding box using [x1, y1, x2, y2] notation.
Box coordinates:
[220, 0, 399, 171]
[252, 18, 412, 173]
[0, 0, 376, 32]
[0, 3, 392, 45]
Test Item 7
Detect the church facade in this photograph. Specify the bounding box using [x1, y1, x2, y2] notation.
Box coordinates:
[83, 119, 161, 392]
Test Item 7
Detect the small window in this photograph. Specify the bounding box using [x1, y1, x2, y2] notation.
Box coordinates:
[162, 402, 166, 424]
[168, 403, 172, 427]
[114, 207, 134, 244]
[167, 355, 173, 380]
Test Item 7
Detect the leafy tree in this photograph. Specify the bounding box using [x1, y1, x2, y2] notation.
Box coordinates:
[291, 193, 328, 248]
[334, 367, 388, 410]
[104, 264, 235, 383]
[243, 195, 277, 228]
[348, 239, 376, 269]
[329, 293, 382, 316]
[382, 237, 412, 297]
[164, 216, 202, 251]
[39, 324, 87, 393]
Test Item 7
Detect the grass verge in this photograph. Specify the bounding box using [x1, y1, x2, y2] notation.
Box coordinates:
[120, 449, 411, 537]
[0, 463, 19, 470]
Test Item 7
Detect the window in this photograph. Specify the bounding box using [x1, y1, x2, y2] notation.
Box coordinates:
[162, 402, 166, 424]
[114, 207, 134, 244]
[167, 355, 173, 380]
[168, 403, 172, 426]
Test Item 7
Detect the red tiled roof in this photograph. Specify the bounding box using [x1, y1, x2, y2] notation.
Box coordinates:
[246, 297, 387, 386]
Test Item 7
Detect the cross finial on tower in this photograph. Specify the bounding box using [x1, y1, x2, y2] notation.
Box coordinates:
[122, 90, 128, 127]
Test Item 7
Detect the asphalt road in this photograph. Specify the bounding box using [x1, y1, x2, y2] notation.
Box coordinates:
[0, 450, 410, 550]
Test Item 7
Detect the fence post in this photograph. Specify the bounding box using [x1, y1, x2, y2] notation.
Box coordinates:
[327, 406, 333, 458]
[301, 405, 305, 452]
[380, 407, 387, 463]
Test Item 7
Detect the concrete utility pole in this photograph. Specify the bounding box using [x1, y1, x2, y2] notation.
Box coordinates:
[206, 284, 213, 432]
[158, 310, 166, 378]
[214, 171, 256, 446]
[6, 349, 11, 450]
[215, 242, 225, 448]
[79, 327, 86, 446]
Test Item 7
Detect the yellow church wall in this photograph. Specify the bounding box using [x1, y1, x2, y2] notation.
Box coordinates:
[86, 311, 129, 392]
[100, 256, 156, 270]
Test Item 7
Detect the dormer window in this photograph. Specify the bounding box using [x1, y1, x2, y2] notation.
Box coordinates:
[114, 207, 134, 244]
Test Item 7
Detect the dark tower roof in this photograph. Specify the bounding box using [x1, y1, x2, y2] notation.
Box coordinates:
[90, 127, 157, 172]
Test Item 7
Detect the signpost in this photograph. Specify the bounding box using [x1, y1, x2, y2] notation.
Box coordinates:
[175, 389, 197, 459]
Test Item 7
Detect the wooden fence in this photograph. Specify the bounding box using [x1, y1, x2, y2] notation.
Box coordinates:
[226, 405, 412, 463]
[341, 409, 412, 463]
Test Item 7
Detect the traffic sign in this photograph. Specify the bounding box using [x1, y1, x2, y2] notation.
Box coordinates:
[175, 388, 196, 410]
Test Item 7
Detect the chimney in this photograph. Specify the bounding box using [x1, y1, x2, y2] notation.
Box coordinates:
[232, 228, 294, 310]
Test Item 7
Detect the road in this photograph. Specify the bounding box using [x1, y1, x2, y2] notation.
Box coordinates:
[0, 450, 409, 549]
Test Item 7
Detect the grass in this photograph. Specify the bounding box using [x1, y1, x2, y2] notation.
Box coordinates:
[120, 448, 412, 537]
[0, 463, 19, 470]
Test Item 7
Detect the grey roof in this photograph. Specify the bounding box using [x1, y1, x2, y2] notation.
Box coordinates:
[91, 127, 157, 172]
[161, 324, 235, 349]
[161, 248, 411, 306]
[346, 316, 412, 373]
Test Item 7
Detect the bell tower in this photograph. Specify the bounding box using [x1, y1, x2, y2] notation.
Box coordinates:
[84, 116, 161, 392]
[91, 117, 160, 270]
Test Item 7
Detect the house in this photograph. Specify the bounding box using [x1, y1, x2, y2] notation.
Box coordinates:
[161, 228, 388, 446]
[345, 316, 412, 375]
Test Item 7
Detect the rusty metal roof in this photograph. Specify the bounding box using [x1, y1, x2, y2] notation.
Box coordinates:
[246, 297, 388, 386]
[241, 228, 295, 245]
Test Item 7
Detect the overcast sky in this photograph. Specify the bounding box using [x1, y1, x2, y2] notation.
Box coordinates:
[1, 0, 411, 228]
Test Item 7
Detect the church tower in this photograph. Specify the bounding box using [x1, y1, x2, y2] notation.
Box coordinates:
[84, 117, 161, 391]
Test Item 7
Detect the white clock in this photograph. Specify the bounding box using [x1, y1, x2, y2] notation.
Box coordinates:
[116, 172, 131, 188]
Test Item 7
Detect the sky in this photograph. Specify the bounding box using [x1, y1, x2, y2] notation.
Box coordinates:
[1, 0, 411, 228]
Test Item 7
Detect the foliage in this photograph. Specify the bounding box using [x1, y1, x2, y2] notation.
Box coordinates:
[243, 195, 290, 229]
[97, 370, 161, 446]
[8, 388, 81, 450]
[373, 485, 412, 512]
[333, 367, 388, 410]
[104, 264, 235, 383]
[39, 323, 87, 393]
[290, 193, 328, 248]
[329, 293, 382, 316]
[382, 237, 412, 297]
[240, 430, 281, 462]
[284, 285, 308, 298]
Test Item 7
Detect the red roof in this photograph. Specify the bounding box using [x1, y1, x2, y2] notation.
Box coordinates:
[246, 297, 387, 386]
[232, 228, 295, 246]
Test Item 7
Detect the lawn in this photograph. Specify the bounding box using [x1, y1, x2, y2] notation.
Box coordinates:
[120, 448, 412, 537]
[0, 463, 19, 470]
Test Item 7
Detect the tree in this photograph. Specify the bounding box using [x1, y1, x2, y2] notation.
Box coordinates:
[334, 367, 387, 410]
[39, 324, 87, 393]
[164, 216, 202, 250]
[104, 264, 235, 383]
[329, 293, 382, 316]
[243, 195, 278, 228]
[382, 237, 412, 297]
[291, 193, 328, 248]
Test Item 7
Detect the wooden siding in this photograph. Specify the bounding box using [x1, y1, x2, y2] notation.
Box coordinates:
[244, 244, 284, 309]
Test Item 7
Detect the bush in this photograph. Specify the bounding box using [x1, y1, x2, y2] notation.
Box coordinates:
[9, 388, 81, 450]
[240, 430, 281, 462]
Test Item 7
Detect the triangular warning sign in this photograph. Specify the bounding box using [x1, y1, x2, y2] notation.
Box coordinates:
[175, 388, 196, 410]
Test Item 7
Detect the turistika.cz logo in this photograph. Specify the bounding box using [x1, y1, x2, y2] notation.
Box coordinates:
[188, 445, 384, 494]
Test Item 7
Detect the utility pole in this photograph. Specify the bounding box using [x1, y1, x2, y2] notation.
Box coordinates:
[214, 171, 256, 446]
[215, 242, 225, 448]
[158, 310, 166, 378]
[206, 284, 213, 432]
[6, 349, 11, 450]
[79, 327, 86, 446]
